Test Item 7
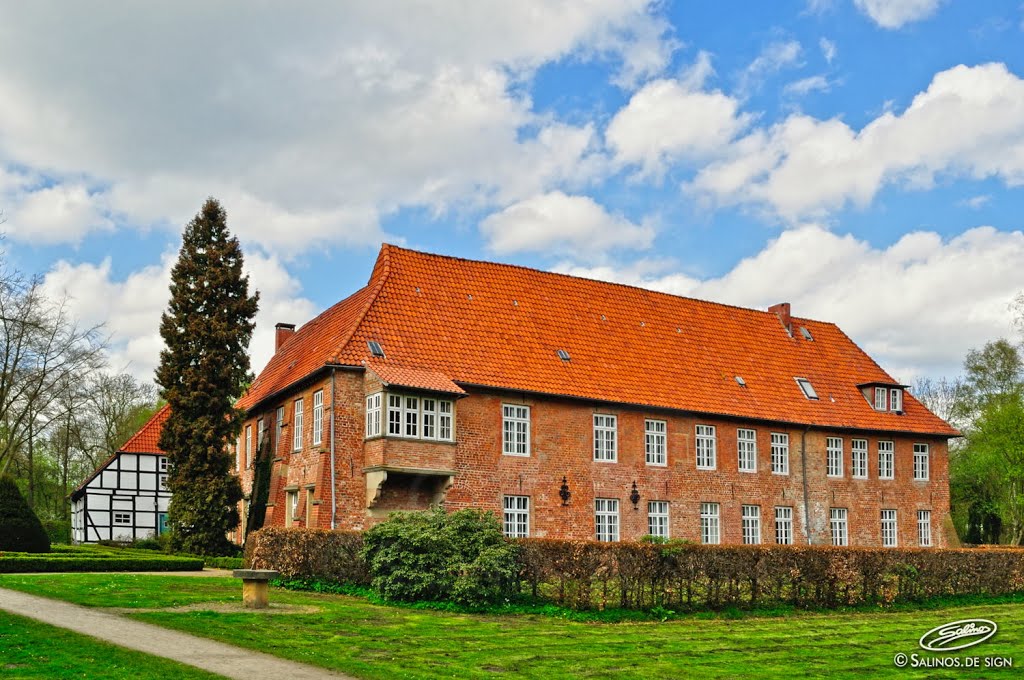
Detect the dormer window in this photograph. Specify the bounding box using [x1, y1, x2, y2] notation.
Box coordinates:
[890, 388, 903, 413]
[874, 387, 887, 411]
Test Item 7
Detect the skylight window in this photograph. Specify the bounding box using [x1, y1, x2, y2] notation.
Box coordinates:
[556, 349, 571, 361]
[795, 378, 818, 400]
[735, 376, 746, 387]
[799, 326, 813, 341]
[367, 341, 385, 358]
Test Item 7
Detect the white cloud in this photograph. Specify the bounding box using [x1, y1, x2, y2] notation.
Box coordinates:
[606, 78, 751, 176]
[0, 2, 672, 251]
[783, 75, 833, 96]
[480, 191, 655, 257]
[553, 224, 1024, 381]
[737, 40, 802, 96]
[6, 183, 113, 245]
[853, 0, 943, 29]
[687, 63, 1024, 221]
[958, 194, 992, 210]
[819, 37, 838, 64]
[41, 251, 317, 384]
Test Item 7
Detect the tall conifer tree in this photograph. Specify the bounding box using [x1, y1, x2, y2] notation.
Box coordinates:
[156, 198, 258, 555]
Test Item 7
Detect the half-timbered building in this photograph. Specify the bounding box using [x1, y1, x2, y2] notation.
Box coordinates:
[70, 405, 172, 543]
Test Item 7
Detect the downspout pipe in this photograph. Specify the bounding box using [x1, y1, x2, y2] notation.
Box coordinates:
[330, 367, 337, 530]
[801, 426, 812, 544]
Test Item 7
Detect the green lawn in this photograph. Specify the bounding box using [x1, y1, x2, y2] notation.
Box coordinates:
[0, 609, 221, 679]
[0, 573, 1021, 679]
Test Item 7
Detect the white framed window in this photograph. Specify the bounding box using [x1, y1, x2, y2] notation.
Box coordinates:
[830, 508, 848, 547]
[245, 424, 252, 468]
[878, 441, 894, 480]
[913, 443, 929, 481]
[404, 395, 420, 438]
[383, 393, 454, 441]
[421, 398, 437, 440]
[917, 510, 932, 547]
[275, 406, 284, 453]
[387, 394, 402, 436]
[312, 390, 324, 446]
[503, 405, 530, 456]
[159, 474, 168, 490]
[696, 425, 716, 469]
[648, 500, 669, 539]
[742, 505, 761, 545]
[257, 417, 265, 451]
[645, 419, 667, 466]
[593, 415, 617, 462]
[827, 437, 843, 478]
[503, 495, 530, 538]
[236, 436, 242, 471]
[796, 377, 818, 400]
[874, 387, 887, 411]
[365, 393, 382, 438]
[737, 428, 757, 473]
[881, 509, 898, 547]
[595, 498, 619, 542]
[292, 399, 304, 451]
[775, 506, 793, 545]
[852, 439, 868, 478]
[439, 400, 453, 441]
[159, 456, 168, 473]
[285, 490, 298, 527]
[700, 502, 720, 544]
[890, 388, 903, 412]
[771, 433, 789, 475]
[113, 512, 131, 526]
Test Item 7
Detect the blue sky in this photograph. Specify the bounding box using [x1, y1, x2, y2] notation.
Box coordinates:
[1, 1, 1023, 385]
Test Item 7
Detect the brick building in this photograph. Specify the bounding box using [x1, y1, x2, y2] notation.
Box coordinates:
[234, 244, 958, 547]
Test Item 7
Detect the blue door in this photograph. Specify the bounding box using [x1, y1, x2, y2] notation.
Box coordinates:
[158, 513, 168, 535]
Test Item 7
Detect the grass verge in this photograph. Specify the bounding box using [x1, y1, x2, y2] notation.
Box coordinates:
[0, 573, 1020, 679]
[0, 609, 220, 679]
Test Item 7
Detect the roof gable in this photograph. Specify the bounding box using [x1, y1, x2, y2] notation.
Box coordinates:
[241, 245, 957, 436]
[120, 403, 171, 454]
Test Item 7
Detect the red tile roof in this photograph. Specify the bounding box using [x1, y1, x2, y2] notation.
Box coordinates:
[239, 244, 957, 437]
[120, 403, 170, 454]
[368, 361, 467, 396]
[70, 404, 169, 500]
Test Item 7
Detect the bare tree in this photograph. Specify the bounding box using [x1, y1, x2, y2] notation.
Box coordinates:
[912, 376, 969, 431]
[0, 266, 106, 476]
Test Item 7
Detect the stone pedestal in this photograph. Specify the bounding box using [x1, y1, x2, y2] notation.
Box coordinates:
[232, 569, 279, 609]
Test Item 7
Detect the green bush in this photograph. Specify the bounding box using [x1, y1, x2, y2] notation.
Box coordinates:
[0, 476, 50, 553]
[41, 520, 71, 544]
[245, 527, 368, 584]
[361, 507, 519, 606]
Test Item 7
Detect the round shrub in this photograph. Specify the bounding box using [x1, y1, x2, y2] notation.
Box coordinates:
[361, 507, 518, 606]
[0, 475, 51, 553]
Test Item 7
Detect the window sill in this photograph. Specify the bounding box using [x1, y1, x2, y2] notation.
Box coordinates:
[646, 461, 668, 468]
[502, 452, 531, 458]
[738, 468, 756, 474]
[594, 458, 618, 464]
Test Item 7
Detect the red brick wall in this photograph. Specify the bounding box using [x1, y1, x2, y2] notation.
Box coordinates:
[238, 375, 951, 548]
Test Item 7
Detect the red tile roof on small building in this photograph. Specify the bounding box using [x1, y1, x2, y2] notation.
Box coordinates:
[237, 244, 958, 437]
[70, 404, 170, 500]
[119, 403, 170, 454]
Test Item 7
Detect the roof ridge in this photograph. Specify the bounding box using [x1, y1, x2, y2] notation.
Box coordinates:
[379, 243, 839, 324]
[328, 243, 393, 364]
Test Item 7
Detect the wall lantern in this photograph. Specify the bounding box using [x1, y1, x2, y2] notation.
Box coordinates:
[559, 477, 571, 506]
[629, 481, 641, 509]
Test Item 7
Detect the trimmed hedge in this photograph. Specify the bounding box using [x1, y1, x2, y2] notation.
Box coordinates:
[0, 555, 203, 573]
[245, 527, 369, 584]
[244, 527, 1024, 611]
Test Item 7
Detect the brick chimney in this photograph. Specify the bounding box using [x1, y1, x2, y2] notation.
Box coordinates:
[768, 303, 792, 336]
[274, 323, 296, 351]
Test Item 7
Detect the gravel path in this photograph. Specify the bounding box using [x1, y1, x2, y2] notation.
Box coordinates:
[0, 586, 352, 679]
